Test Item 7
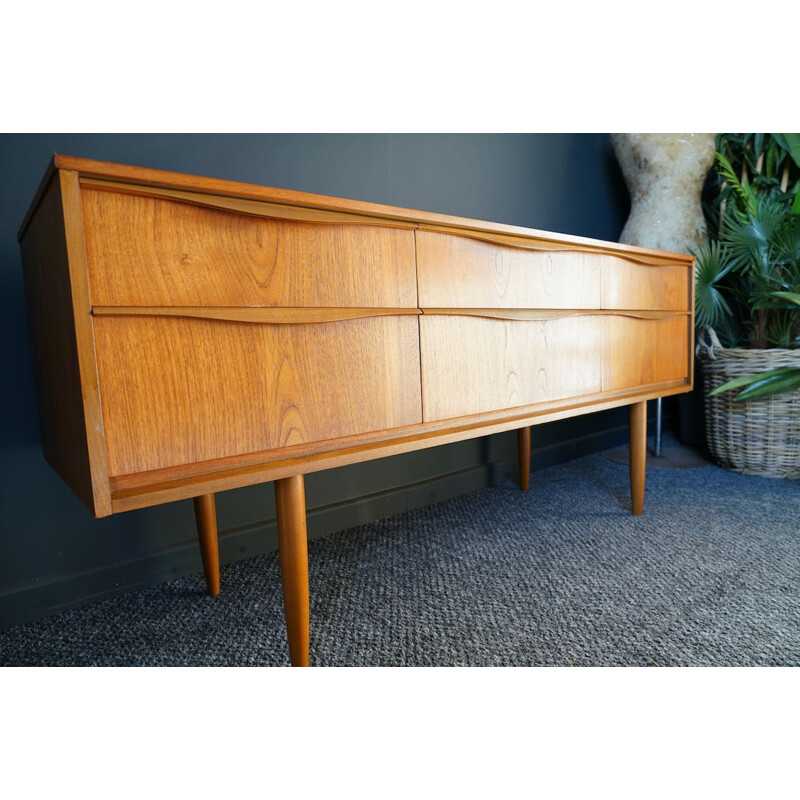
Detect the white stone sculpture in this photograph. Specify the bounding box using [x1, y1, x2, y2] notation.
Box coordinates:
[611, 133, 717, 254]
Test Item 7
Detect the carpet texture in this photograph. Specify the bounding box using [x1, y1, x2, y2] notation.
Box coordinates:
[2, 447, 798, 667]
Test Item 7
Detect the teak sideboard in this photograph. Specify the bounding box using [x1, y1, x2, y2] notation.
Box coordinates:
[19, 155, 695, 666]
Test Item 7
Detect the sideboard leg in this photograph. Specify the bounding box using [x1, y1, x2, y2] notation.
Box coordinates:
[193, 494, 220, 596]
[629, 401, 647, 516]
[275, 474, 310, 667]
[517, 426, 531, 491]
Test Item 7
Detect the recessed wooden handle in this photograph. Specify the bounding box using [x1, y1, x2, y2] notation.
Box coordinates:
[421, 308, 691, 321]
[417, 224, 691, 267]
[80, 178, 419, 230]
[92, 306, 422, 324]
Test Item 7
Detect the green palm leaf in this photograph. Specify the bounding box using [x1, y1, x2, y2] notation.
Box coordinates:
[715, 151, 758, 216]
[710, 367, 800, 402]
[734, 370, 800, 401]
[712, 314, 744, 348]
[772, 134, 800, 214]
[709, 367, 797, 395]
[770, 219, 800, 264]
[772, 133, 800, 169]
[771, 291, 800, 306]
[694, 241, 733, 327]
[722, 199, 785, 275]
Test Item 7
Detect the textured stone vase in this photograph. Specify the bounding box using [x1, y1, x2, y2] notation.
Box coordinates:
[611, 133, 716, 254]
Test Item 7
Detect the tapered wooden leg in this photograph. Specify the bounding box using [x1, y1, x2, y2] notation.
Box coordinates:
[517, 426, 531, 491]
[275, 474, 310, 667]
[629, 401, 647, 516]
[193, 494, 220, 596]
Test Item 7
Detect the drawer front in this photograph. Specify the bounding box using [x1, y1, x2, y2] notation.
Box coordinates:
[416, 230, 689, 311]
[601, 262, 689, 311]
[420, 315, 605, 421]
[94, 315, 422, 476]
[82, 188, 418, 308]
[420, 313, 690, 422]
[603, 315, 690, 391]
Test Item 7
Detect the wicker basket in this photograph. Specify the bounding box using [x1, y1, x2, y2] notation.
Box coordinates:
[696, 328, 800, 478]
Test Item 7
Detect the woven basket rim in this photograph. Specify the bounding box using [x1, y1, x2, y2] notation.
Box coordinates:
[698, 327, 800, 478]
[696, 327, 800, 362]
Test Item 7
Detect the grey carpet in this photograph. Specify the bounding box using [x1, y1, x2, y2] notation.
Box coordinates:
[2, 446, 799, 667]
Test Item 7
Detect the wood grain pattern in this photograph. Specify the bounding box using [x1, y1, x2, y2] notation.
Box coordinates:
[19, 171, 111, 517]
[416, 230, 689, 311]
[420, 315, 604, 421]
[601, 260, 689, 311]
[275, 475, 310, 667]
[603, 316, 689, 391]
[421, 313, 690, 422]
[108, 381, 691, 513]
[417, 229, 601, 309]
[94, 315, 422, 476]
[81, 188, 418, 308]
[92, 306, 421, 324]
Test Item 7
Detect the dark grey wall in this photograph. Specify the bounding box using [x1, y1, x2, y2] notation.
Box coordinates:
[0, 133, 635, 629]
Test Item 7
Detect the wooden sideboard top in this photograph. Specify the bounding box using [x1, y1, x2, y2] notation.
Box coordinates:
[18, 155, 694, 266]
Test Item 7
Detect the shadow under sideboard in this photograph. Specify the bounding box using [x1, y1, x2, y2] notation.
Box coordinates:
[0, 404, 673, 631]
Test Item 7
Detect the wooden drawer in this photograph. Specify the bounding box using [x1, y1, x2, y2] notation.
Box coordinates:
[420, 314, 605, 421]
[416, 230, 689, 311]
[419, 313, 690, 422]
[82, 187, 418, 308]
[603, 315, 690, 391]
[94, 314, 422, 476]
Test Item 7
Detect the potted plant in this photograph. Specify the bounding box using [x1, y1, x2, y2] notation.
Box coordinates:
[694, 133, 800, 477]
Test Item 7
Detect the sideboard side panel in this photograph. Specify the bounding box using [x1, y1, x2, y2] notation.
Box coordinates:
[19, 171, 111, 517]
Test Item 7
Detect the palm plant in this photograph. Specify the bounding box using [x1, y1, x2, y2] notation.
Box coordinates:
[694, 133, 800, 401]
